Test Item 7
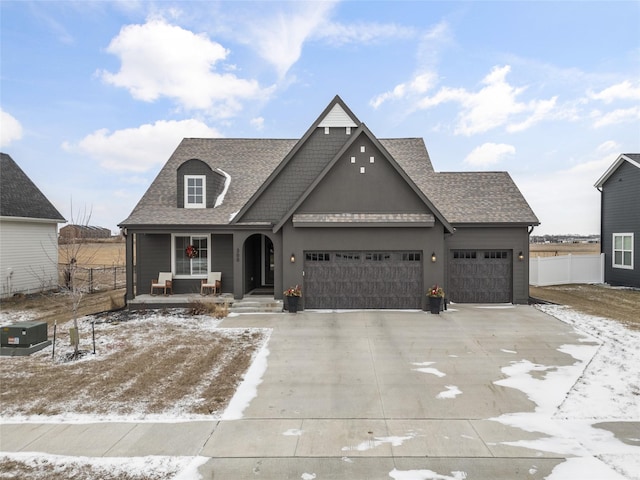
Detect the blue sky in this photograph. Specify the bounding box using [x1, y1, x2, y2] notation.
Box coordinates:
[2, 1, 638, 235]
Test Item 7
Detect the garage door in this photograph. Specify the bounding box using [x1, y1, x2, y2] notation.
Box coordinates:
[448, 250, 512, 303]
[304, 251, 423, 309]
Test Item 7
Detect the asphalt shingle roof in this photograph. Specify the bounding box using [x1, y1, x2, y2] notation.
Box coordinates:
[119, 136, 539, 227]
[0, 153, 65, 221]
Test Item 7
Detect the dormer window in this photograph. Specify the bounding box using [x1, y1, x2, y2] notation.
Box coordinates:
[185, 175, 206, 208]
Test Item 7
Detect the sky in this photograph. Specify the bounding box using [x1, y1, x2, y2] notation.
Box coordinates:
[1, 1, 639, 235]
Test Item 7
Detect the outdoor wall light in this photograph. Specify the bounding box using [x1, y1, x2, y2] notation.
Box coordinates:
[431, 252, 437, 263]
[518, 251, 524, 261]
[290, 253, 296, 263]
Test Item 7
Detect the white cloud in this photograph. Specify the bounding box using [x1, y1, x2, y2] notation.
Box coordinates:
[63, 119, 222, 172]
[590, 106, 640, 128]
[464, 143, 516, 168]
[380, 65, 560, 136]
[100, 18, 267, 116]
[370, 22, 450, 109]
[0, 109, 23, 147]
[240, 2, 335, 78]
[370, 72, 437, 109]
[318, 20, 415, 47]
[588, 80, 640, 104]
[250, 117, 265, 130]
[596, 140, 620, 153]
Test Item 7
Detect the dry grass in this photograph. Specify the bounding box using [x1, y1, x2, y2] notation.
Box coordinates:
[58, 240, 125, 267]
[0, 309, 266, 419]
[530, 242, 600, 258]
[1, 289, 126, 327]
[0, 457, 175, 480]
[530, 284, 640, 330]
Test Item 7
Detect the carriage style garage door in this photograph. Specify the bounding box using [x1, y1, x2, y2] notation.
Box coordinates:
[304, 251, 423, 309]
[448, 250, 512, 303]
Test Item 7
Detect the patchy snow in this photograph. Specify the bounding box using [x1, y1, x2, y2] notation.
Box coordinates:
[221, 340, 270, 420]
[500, 348, 517, 354]
[283, 428, 303, 436]
[412, 361, 446, 377]
[214, 168, 231, 208]
[301, 473, 316, 480]
[489, 305, 640, 479]
[0, 452, 207, 480]
[389, 468, 467, 480]
[436, 385, 462, 399]
[342, 433, 417, 452]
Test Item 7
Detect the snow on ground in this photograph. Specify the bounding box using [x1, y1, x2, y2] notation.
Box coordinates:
[489, 305, 640, 480]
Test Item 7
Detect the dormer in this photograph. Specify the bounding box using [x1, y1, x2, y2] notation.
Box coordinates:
[177, 159, 226, 209]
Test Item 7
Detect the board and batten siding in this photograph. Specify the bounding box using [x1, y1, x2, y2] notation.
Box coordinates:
[0, 219, 59, 297]
[601, 160, 640, 287]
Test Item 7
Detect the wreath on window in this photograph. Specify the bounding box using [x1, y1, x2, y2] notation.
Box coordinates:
[185, 245, 199, 258]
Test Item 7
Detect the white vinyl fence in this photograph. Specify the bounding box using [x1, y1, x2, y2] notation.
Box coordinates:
[530, 253, 604, 286]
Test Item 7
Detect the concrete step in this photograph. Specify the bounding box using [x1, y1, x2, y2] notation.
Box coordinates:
[230, 297, 283, 314]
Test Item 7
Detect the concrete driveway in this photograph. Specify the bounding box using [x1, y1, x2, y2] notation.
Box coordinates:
[3, 305, 626, 479]
[197, 305, 590, 479]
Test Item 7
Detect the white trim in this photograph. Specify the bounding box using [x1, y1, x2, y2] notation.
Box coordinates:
[214, 168, 231, 208]
[184, 175, 206, 209]
[595, 154, 640, 188]
[612, 232, 634, 270]
[171, 233, 211, 278]
[0, 215, 62, 224]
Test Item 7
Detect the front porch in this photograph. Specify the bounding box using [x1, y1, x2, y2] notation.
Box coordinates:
[128, 291, 283, 313]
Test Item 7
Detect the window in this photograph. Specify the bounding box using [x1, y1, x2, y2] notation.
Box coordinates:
[484, 251, 508, 259]
[401, 252, 421, 261]
[453, 251, 476, 259]
[366, 253, 391, 261]
[306, 252, 330, 262]
[613, 233, 634, 269]
[184, 175, 206, 208]
[174, 235, 209, 276]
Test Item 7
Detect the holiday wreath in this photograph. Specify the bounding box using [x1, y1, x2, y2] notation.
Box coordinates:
[185, 245, 199, 258]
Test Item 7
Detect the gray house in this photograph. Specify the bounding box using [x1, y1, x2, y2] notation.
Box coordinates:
[0, 153, 66, 297]
[119, 96, 539, 308]
[595, 153, 640, 288]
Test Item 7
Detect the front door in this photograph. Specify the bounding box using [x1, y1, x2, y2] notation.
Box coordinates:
[263, 236, 274, 286]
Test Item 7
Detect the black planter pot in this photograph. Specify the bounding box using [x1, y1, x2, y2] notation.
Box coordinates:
[286, 296, 300, 313]
[428, 296, 442, 314]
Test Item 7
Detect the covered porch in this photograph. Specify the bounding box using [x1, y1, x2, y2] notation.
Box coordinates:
[128, 291, 283, 313]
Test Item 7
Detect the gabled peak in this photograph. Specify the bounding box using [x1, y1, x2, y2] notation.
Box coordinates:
[317, 103, 358, 128]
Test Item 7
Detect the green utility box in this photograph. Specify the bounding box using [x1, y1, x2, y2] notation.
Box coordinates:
[1, 321, 49, 349]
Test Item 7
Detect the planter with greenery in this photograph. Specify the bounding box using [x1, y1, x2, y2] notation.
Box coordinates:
[284, 285, 302, 313]
[427, 284, 445, 314]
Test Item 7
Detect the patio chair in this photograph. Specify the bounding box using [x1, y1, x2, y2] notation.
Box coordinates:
[201, 272, 222, 296]
[150, 272, 173, 296]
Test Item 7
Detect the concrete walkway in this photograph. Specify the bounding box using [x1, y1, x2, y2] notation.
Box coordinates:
[1, 305, 633, 479]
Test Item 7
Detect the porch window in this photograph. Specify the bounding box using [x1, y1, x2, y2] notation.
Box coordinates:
[174, 235, 209, 276]
[613, 233, 633, 269]
[184, 175, 206, 208]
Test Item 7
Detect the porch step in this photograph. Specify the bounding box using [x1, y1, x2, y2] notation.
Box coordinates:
[230, 296, 283, 314]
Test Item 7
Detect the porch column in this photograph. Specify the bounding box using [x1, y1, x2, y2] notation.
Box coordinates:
[125, 231, 135, 300]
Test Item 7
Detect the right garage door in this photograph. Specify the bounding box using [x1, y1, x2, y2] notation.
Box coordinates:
[448, 250, 512, 303]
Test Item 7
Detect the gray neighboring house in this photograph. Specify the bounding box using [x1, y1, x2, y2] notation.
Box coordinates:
[595, 153, 640, 288]
[119, 96, 539, 308]
[0, 153, 66, 297]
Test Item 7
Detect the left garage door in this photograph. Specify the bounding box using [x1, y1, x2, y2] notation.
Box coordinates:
[304, 251, 423, 309]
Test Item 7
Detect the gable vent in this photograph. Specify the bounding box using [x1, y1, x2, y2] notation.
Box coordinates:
[318, 104, 357, 128]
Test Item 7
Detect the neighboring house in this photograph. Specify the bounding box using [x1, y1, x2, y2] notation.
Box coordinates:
[595, 153, 640, 288]
[120, 96, 539, 308]
[0, 153, 66, 297]
[59, 224, 111, 242]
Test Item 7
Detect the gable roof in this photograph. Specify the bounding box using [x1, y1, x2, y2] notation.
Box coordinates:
[0, 152, 65, 222]
[272, 123, 453, 233]
[232, 95, 361, 224]
[594, 153, 640, 188]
